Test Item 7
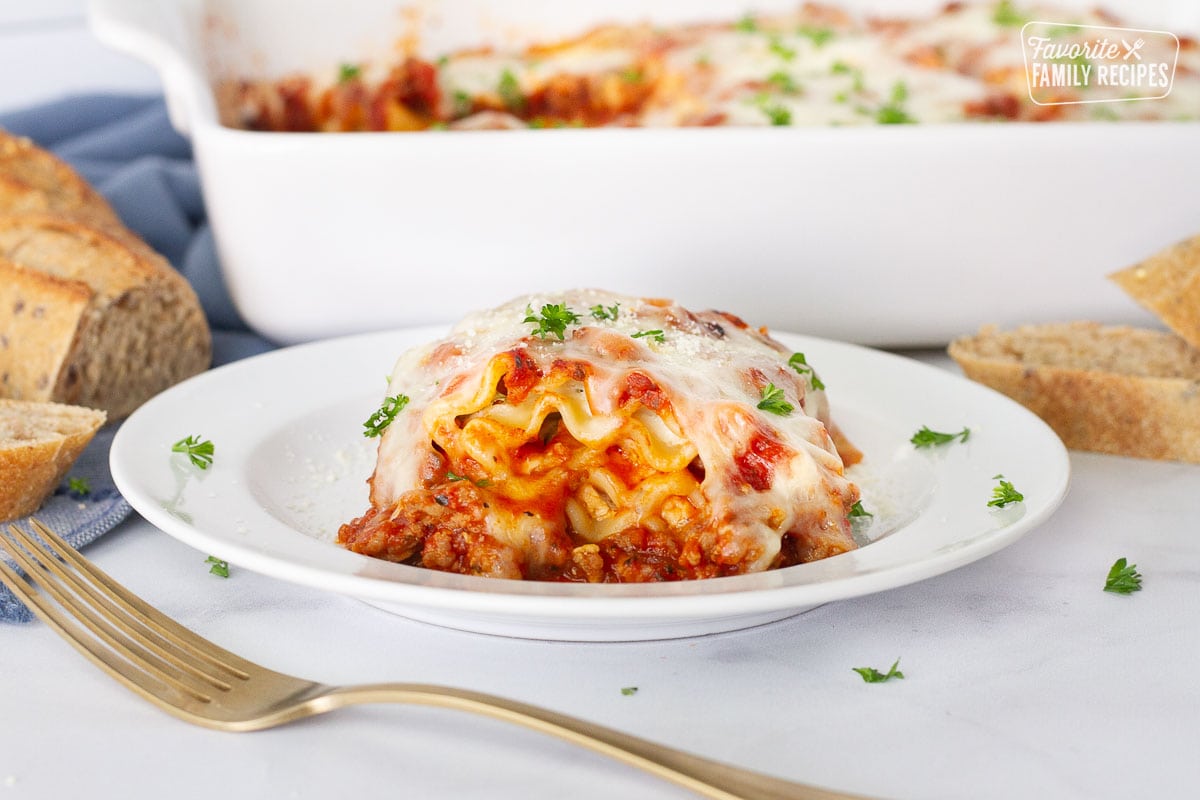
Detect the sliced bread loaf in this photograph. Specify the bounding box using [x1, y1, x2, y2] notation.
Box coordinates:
[948, 322, 1200, 463]
[1109, 235, 1200, 352]
[0, 214, 211, 419]
[0, 399, 106, 522]
[0, 130, 123, 230]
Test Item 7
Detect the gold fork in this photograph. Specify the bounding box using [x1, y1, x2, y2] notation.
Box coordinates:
[0, 520, 874, 800]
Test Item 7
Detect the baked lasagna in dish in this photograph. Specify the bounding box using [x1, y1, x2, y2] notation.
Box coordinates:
[338, 291, 862, 583]
[222, 2, 1199, 132]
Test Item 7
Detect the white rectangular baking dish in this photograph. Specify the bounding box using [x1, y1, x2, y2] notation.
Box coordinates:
[90, 0, 1200, 346]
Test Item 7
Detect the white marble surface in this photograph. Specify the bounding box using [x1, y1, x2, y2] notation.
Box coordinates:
[2, 353, 1198, 800]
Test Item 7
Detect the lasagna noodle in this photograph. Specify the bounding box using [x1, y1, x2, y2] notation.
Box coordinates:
[342, 290, 860, 582]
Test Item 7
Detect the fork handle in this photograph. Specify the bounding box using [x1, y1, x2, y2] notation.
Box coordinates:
[312, 683, 869, 800]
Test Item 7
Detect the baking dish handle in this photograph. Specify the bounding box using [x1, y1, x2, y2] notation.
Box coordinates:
[87, 0, 213, 137]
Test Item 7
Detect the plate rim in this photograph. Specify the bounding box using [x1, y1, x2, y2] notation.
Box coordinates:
[111, 325, 1071, 625]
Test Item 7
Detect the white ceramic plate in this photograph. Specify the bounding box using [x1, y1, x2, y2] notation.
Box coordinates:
[111, 326, 1070, 641]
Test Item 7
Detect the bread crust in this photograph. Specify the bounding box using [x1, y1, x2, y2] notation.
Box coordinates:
[949, 322, 1200, 463]
[0, 399, 106, 522]
[0, 131, 123, 230]
[1109, 235, 1200, 352]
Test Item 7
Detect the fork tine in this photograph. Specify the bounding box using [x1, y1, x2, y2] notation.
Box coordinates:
[0, 535, 216, 705]
[13, 521, 243, 690]
[0, 554, 191, 699]
[2, 524, 220, 702]
[27, 519, 252, 680]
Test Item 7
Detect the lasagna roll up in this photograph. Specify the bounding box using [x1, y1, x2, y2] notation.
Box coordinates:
[339, 291, 861, 582]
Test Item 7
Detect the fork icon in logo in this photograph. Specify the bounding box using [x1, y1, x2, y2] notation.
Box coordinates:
[1122, 38, 1146, 60]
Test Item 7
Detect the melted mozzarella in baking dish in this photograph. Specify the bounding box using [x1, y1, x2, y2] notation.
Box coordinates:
[222, 2, 1200, 131]
[339, 290, 862, 583]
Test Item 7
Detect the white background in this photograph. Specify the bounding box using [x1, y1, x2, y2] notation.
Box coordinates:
[0, 0, 159, 113]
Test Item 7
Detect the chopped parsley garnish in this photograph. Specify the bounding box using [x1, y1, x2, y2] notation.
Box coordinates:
[876, 105, 913, 124]
[498, 69, 526, 112]
[620, 67, 644, 84]
[787, 352, 825, 391]
[337, 63, 361, 83]
[992, 0, 1027, 27]
[524, 303, 581, 340]
[631, 329, 666, 344]
[452, 89, 473, 116]
[363, 394, 410, 438]
[757, 383, 794, 416]
[1104, 558, 1143, 595]
[590, 303, 620, 321]
[762, 104, 792, 126]
[447, 471, 491, 488]
[66, 476, 91, 498]
[735, 15, 758, 33]
[853, 659, 904, 683]
[988, 474, 1024, 508]
[620, 686, 639, 696]
[768, 37, 797, 61]
[877, 81, 915, 124]
[205, 556, 230, 578]
[849, 501, 873, 518]
[767, 70, 799, 94]
[831, 61, 866, 93]
[798, 26, 836, 48]
[910, 426, 971, 448]
[172, 435, 214, 470]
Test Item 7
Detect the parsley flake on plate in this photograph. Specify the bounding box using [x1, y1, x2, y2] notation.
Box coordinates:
[849, 501, 873, 518]
[172, 435, 215, 470]
[988, 474, 1024, 508]
[205, 556, 230, 578]
[910, 426, 970, 448]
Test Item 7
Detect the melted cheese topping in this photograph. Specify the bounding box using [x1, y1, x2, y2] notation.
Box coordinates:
[223, 3, 1200, 131]
[341, 290, 859, 583]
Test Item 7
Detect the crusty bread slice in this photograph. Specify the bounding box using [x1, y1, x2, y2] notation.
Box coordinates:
[948, 322, 1200, 463]
[0, 399, 106, 522]
[1109, 235, 1200, 352]
[0, 130, 123, 230]
[0, 214, 211, 419]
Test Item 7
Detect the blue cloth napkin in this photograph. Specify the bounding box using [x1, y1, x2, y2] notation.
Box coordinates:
[1, 94, 276, 623]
